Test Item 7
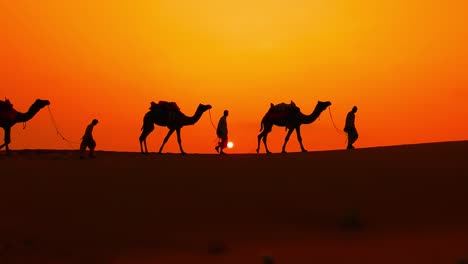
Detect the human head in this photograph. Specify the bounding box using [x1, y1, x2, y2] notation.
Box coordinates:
[92, 119, 99, 125]
[352, 106, 358, 113]
[223, 110, 229, 116]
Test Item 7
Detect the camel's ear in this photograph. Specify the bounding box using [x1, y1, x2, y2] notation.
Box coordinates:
[291, 100, 296, 106]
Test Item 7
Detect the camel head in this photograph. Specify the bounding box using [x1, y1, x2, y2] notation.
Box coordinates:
[33, 99, 51, 109]
[197, 103, 212, 113]
[316, 101, 332, 111]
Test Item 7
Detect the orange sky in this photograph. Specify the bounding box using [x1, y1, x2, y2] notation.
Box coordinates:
[2, 0, 468, 153]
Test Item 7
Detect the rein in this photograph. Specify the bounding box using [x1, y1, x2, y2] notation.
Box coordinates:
[328, 106, 348, 144]
[47, 106, 81, 145]
[328, 106, 347, 136]
[208, 109, 217, 132]
[208, 109, 220, 143]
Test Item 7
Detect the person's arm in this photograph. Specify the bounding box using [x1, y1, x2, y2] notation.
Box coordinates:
[217, 117, 227, 137]
[344, 113, 351, 131]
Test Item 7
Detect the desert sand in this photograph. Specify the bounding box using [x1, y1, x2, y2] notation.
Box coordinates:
[1, 141, 467, 264]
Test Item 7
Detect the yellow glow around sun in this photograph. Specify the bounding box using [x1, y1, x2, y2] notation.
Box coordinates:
[227, 142, 234, 149]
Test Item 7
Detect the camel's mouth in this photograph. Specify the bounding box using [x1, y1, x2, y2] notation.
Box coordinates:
[36, 99, 50, 106]
[201, 104, 212, 110]
[318, 101, 332, 108]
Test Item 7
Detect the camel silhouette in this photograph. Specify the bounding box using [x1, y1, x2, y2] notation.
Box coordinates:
[139, 102, 212, 154]
[0, 99, 51, 153]
[257, 100, 331, 154]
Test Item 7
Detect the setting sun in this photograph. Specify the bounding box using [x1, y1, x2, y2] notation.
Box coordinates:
[227, 141, 234, 149]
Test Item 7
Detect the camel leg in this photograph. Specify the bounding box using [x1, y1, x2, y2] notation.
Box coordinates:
[296, 126, 307, 152]
[143, 140, 148, 154]
[139, 125, 154, 154]
[262, 132, 272, 154]
[139, 135, 144, 154]
[140, 137, 149, 154]
[0, 127, 11, 154]
[281, 128, 295, 153]
[256, 132, 264, 153]
[159, 128, 175, 154]
[176, 128, 186, 155]
[260, 124, 273, 154]
[139, 137, 146, 154]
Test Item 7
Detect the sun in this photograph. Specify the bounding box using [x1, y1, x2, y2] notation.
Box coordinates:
[227, 141, 234, 149]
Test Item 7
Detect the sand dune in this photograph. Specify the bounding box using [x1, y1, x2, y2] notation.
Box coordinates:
[1, 141, 467, 263]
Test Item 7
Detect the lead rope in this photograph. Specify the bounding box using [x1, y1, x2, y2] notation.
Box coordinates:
[328, 107, 348, 144]
[208, 109, 220, 143]
[47, 106, 81, 146]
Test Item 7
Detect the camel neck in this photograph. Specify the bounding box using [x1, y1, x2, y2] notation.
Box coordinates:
[183, 107, 203, 126]
[300, 106, 325, 124]
[15, 104, 42, 123]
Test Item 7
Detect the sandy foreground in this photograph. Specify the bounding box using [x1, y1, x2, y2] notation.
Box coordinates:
[1, 141, 467, 263]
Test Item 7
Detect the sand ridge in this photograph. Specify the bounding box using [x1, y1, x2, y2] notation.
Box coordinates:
[1, 141, 467, 263]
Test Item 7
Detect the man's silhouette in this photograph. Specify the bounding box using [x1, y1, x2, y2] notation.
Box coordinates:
[215, 110, 229, 154]
[80, 119, 98, 159]
[344, 106, 358, 149]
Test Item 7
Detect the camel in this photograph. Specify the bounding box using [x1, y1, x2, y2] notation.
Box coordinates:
[0, 99, 51, 153]
[139, 102, 212, 154]
[256, 100, 332, 154]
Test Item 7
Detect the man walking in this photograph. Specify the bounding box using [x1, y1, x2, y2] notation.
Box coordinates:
[344, 106, 358, 149]
[80, 119, 99, 159]
[215, 110, 229, 154]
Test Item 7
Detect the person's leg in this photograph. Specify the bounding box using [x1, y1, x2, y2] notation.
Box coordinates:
[88, 139, 96, 158]
[79, 140, 87, 158]
[347, 129, 358, 149]
[215, 139, 220, 153]
[220, 137, 228, 154]
[346, 134, 353, 149]
[353, 131, 359, 145]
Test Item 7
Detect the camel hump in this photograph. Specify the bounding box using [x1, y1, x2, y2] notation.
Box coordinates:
[0, 102, 17, 121]
[0, 100, 13, 112]
[269, 101, 300, 113]
[149, 101, 181, 112]
[264, 101, 300, 121]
